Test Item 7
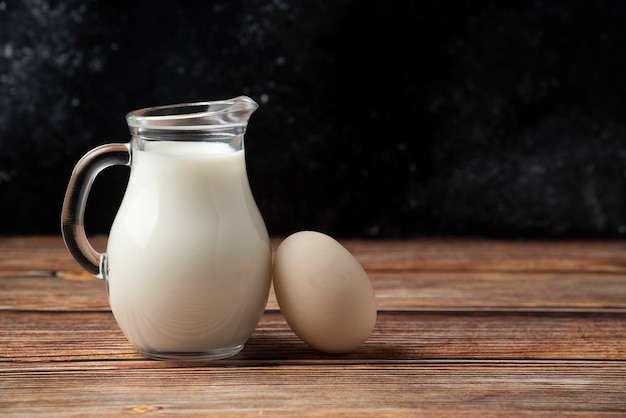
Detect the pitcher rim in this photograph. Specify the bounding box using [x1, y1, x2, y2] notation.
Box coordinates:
[126, 96, 258, 131]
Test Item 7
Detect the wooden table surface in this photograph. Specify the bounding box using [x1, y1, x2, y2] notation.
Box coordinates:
[1, 236, 625, 416]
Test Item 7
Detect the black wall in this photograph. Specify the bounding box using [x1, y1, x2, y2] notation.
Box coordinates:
[2, 0, 626, 238]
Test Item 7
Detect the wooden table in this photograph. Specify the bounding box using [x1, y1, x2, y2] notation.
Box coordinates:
[1, 236, 625, 416]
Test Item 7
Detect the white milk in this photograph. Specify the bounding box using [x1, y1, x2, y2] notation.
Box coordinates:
[106, 141, 271, 358]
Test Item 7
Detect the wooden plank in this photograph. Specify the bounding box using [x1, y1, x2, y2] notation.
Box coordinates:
[247, 311, 626, 362]
[341, 239, 626, 273]
[3, 237, 626, 276]
[2, 270, 625, 312]
[0, 235, 97, 277]
[2, 311, 624, 363]
[0, 311, 138, 362]
[0, 275, 110, 311]
[1, 362, 625, 416]
[371, 271, 626, 311]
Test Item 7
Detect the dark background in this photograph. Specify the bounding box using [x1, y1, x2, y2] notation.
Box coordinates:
[2, 0, 626, 238]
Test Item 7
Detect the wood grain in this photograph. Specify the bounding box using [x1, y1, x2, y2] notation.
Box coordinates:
[1, 310, 625, 362]
[3, 236, 626, 275]
[2, 362, 624, 417]
[1, 236, 625, 416]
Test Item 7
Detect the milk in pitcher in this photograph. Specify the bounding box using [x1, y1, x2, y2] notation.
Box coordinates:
[106, 140, 271, 359]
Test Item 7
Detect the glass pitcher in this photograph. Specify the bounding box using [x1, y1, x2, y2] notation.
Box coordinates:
[61, 96, 272, 360]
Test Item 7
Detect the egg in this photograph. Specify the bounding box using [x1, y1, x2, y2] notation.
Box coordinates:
[272, 231, 377, 354]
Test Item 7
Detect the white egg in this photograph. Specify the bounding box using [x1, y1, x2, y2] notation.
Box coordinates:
[272, 231, 377, 354]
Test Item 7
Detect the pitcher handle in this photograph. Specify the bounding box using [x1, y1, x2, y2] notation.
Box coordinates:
[61, 143, 131, 279]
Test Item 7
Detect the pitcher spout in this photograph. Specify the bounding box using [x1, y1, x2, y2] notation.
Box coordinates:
[221, 96, 259, 124]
